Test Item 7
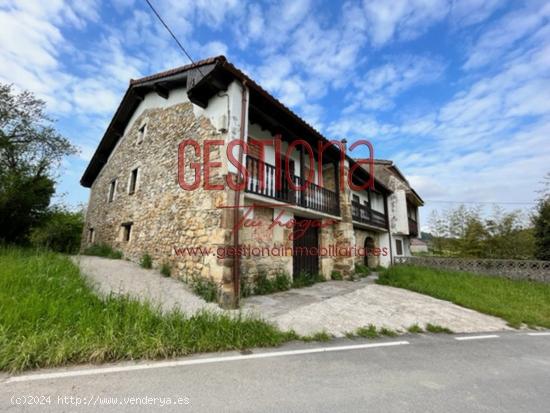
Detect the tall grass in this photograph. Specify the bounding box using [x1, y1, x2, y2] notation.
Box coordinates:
[378, 265, 550, 328]
[0, 248, 296, 372]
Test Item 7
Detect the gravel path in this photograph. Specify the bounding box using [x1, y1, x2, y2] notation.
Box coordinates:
[74, 256, 220, 314]
[75, 256, 510, 337]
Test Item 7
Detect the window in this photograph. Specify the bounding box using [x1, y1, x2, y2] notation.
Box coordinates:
[87, 228, 95, 243]
[121, 222, 133, 242]
[352, 194, 360, 204]
[108, 179, 117, 202]
[137, 122, 147, 144]
[128, 168, 138, 195]
[395, 239, 403, 255]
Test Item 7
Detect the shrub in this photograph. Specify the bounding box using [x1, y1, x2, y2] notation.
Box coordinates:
[82, 243, 122, 259]
[140, 253, 152, 269]
[273, 272, 291, 291]
[29, 207, 84, 254]
[331, 271, 343, 280]
[253, 271, 291, 295]
[160, 262, 171, 277]
[254, 272, 272, 295]
[191, 277, 218, 302]
[355, 264, 371, 277]
[292, 272, 325, 288]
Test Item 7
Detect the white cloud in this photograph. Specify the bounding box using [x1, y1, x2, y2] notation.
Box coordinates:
[463, 2, 550, 70]
[362, 0, 449, 46]
[347, 55, 446, 111]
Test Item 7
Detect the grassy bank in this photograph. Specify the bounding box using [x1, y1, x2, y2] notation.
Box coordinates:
[0, 248, 296, 372]
[378, 265, 550, 329]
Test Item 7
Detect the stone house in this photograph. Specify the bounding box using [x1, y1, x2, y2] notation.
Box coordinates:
[80, 56, 423, 307]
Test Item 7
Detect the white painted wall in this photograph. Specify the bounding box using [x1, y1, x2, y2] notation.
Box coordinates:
[378, 232, 391, 267]
[389, 189, 409, 235]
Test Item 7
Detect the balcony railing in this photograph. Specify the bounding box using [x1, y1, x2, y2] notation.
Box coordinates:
[245, 155, 339, 216]
[408, 217, 418, 236]
[351, 201, 387, 229]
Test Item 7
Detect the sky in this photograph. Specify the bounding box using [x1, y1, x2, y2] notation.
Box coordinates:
[1, 0, 549, 226]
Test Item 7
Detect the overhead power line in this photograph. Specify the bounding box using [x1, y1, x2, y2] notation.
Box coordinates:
[425, 200, 537, 205]
[143, 0, 204, 75]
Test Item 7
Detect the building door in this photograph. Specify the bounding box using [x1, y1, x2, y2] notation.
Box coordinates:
[293, 217, 319, 277]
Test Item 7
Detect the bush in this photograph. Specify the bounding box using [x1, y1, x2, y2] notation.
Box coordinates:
[140, 253, 152, 269]
[191, 277, 218, 302]
[82, 243, 122, 259]
[160, 262, 171, 277]
[292, 272, 325, 288]
[253, 271, 291, 295]
[331, 271, 343, 280]
[273, 272, 291, 291]
[29, 207, 83, 254]
[355, 264, 371, 277]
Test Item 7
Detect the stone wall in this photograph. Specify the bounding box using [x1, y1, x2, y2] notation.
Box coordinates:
[354, 228, 381, 268]
[239, 202, 293, 285]
[394, 256, 550, 283]
[82, 102, 237, 307]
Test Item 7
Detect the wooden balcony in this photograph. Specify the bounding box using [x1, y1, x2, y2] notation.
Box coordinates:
[408, 217, 418, 236]
[245, 155, 340, 216]
[351, 201, 388, 229]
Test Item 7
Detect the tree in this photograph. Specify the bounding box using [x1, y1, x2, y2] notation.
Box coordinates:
[0, 83, 76, 243]
[30, 206, 84, 253]
[533, 198, 550, 261]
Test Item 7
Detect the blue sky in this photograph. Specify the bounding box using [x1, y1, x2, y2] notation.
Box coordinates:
[1, 0, 549, 224]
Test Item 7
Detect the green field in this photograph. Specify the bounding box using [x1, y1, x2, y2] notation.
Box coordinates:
[0, 248, 296, 372]
[378, 265, 550, 329]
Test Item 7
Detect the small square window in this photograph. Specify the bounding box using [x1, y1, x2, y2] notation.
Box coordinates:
[88, 228, 95, 243]
[121, 222, 133, 242]
[128, 168, 138, 195]
[108, 179, 117, 202]
[396, 239, 403, 256]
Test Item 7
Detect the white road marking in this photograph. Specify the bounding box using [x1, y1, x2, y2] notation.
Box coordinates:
[5, 341, 409, 384]
[527, 332, 550, 336]
[455, 335, 500, 341]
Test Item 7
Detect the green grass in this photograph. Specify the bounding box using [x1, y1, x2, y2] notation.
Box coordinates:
[355, 264, 371, 278]
[190, 276, 218, 302]
[292, 272, 325, 288]
[350, 324, 379, 339]
[82, 243, 122, 259]
[0, 247, 297, 372]
[378, 265, 550, 329]
[407, 324, 424, 333]
[379, 327, 398, 337]
[254, 272, 291, 295]
[160, 262, 171, 277]
[302, 331, 332, 342]
[330, 271, 343, 281]
[426, 323, 453, 334]
[140, 253, 152, 269]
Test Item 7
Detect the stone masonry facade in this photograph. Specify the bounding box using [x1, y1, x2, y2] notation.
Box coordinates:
[82, 102, 237, 307]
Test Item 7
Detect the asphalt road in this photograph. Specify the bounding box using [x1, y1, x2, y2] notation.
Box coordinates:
[1, 331, 549, 412]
